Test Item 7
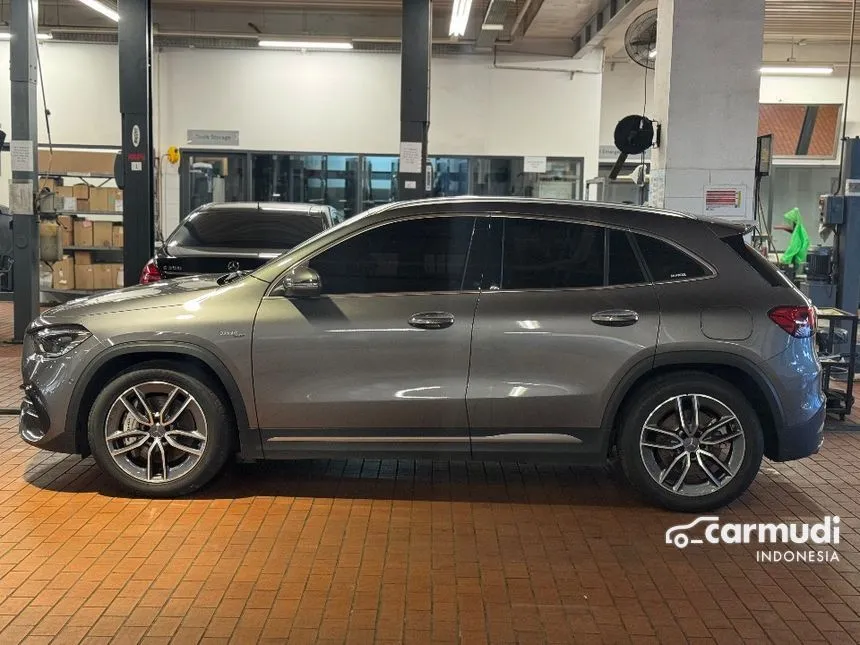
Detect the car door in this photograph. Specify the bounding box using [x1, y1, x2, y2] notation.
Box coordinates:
[252, 214, 483, 457]
[467, 216, 660, 460]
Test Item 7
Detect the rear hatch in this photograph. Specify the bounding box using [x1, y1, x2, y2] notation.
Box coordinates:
[153, 245, 278, 278]
[156, 206, 328, 278]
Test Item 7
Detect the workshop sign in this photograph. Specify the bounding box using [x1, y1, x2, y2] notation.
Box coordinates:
[187, 130, 240, 146]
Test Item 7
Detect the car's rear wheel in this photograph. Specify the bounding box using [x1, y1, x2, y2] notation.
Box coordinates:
[617, 372, 764, 512]
[88, 365, 233, 497]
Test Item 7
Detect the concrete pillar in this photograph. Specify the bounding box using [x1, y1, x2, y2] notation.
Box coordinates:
[649, 0, 765, 219]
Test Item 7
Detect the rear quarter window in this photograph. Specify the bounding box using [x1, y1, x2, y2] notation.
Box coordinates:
[633, 233, 711, 282]
[723, 234, 788, 287]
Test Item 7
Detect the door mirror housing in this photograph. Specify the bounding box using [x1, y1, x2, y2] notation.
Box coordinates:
[282, 266, 321, 299]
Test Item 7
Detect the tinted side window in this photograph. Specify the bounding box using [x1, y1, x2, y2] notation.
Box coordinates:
[309, 216, 475, 294]
[171, 210, 326, 249]
[608, 230, 646, 285]
[634, 234, 709, 281]
[502, 219, 604, 289]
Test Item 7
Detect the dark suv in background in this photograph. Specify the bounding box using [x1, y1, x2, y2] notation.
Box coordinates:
[141, 202, 341, 283]
[20, 197, 824, 511]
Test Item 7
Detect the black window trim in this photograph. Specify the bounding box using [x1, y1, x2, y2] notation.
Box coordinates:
[628, 230, 717, 286]
[266, 212, 485, 298]
[487, 213, 654, 293]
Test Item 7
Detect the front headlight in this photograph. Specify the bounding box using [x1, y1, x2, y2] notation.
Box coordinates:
[33, 326, 92, 358]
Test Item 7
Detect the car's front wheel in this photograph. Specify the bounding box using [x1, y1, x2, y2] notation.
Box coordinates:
[617, 372, 764, 512]
[88, 364, 233, 497]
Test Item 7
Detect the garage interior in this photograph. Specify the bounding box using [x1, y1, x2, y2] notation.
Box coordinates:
[1, 0, 860, 643]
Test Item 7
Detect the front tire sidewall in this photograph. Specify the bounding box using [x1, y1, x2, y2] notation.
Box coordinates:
[618, 374, 764, 513]
[88, 367, 232, 497]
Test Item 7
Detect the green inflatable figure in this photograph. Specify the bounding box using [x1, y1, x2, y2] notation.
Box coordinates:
[777, 207, 810, 268]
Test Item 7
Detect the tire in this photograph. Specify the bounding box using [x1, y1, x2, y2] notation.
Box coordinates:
[616, 371, 764, 513]
[88, 363, 234, 497]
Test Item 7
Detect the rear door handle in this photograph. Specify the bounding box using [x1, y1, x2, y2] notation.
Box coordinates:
[409, 312, 455, 330]
[591, 309, 640, 327]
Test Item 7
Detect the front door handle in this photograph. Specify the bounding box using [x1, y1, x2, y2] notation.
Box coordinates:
[409, 312, 455, 330]
[591, 309, 640, 327]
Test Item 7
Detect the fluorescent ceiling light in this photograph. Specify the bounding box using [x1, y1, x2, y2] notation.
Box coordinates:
[258, 40, 353, 50]
[449, 0, 474, 37]
[760, 65, 833, 76]
[0, 32, 52, 40]
[76, 0, 119, 22]
[482, 23, 505, 31]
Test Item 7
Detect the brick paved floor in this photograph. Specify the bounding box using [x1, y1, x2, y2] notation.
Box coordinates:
[1, 305, 860, 643]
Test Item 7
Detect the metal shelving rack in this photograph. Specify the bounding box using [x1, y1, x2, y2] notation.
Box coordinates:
[817, 307, 858, 420]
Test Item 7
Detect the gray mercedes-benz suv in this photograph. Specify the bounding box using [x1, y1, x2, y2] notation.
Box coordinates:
[19, 197, 825, 512]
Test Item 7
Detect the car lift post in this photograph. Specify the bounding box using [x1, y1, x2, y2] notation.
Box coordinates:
[10, 0, 40, 341]
[118, 0, 155, 286]
[398, 0, 431, 201]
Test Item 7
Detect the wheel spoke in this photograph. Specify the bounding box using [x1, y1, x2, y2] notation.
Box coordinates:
[146, 440, 158, 481]
[659, 451, 688, 485]
[109, 435, 150, 456]
[645, 425, 683, 440]
[162, 395, 192, 426]
[106, 428, 148, 442]
[701, 429, 744, 446]
[700, 415, 738, 441]
[696, 451, 722, 487]
[165, 429, 206, 442]
[691, 395, 701, 433]
[156, 440, 169, 480]
[641, 439, 684, 450]
[159, 386, 180, 419]
[120, 393, 152, 427]
[164, 435, 203, 457]
[698, 449, 736, 478]
[672, 454, 692, 492]
[675, 397, 690, 435]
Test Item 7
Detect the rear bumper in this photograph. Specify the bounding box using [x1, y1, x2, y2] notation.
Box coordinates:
[770, 395, 826, 462]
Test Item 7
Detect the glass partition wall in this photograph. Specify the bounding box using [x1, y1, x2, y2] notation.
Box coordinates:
[179, 150, 584, 220]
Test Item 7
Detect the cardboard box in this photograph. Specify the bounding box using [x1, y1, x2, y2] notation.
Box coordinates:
[110, 263, 124, 288]
[37, 150, 116, 176]
[93, 221, 113, 247]
[38, 192, 63, 213]
[72, 184, 90, 199]
[76, 198, 90, 212]
[55, 186, 75, 199]
[74, 251, 93, 265]
[74, 264, 94, 291]
[56, 215, 74, 247]
[51, 256, 75, 290]
[112, 225, 124, 249]
[114, 190, 123, 213]
[74, 219, 93, 247]
[90, 188, 110, 212]
[93, 264, 114, 290]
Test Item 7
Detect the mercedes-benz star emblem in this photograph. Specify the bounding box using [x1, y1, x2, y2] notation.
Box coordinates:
[227, 261, 240, 271]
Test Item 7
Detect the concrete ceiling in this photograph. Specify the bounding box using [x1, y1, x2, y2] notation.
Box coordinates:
[11, 0, 860, 57]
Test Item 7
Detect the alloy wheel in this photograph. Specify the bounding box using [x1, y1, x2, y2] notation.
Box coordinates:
[639, 394, 746, 497]
[104, 381, 208, 484]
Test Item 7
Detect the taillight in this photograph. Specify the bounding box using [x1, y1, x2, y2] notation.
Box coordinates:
[140, 259, 162, 284]
[768, 305, 816, 338]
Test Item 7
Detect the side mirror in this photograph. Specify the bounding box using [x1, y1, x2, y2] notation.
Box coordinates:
[282, 266, 321, 299]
